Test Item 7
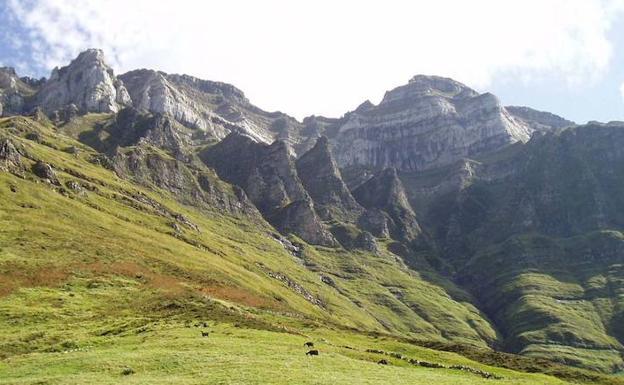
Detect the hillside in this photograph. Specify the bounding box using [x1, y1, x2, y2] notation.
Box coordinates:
[2, 115, 622, 384]
[2, 48, 624, 384]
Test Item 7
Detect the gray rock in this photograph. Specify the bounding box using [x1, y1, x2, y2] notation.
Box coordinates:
[119, 69, 275, 143]
[65, 180, 83, 193]
[357, 209, 390, 238]
[0, 66, 36, 116]
[201, 133, 337, 246]
[112, 144, 258, 217]
[0, 139, 22, 171]
[353, 168, 421, 242]
[272, 198, 338, 247]
[296, 136, 363, 221]
[506, 106, 574, 132]
[32, 161, 58, 184]
[34, 49, 131, 114]
[329, 75, 533, 171]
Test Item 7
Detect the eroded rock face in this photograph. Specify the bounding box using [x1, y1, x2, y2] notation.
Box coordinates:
[112, 145, 258, 217]
[201, 133, 336, 246]
[271, 198, 338, 247]
[0, 67, 37, 116]
[296, 136, 363, 221]
[35, 49, 131, 114]
[119, 69, 276, 143]
[0, 139, 21, 171]
[331, 75, 533, 171]
[353, 168, 421, 242]
[506, 106, 574, 132]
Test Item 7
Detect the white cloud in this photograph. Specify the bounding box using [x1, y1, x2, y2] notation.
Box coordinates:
[4, 0, 624, 119]
[620, 82, 624, 102]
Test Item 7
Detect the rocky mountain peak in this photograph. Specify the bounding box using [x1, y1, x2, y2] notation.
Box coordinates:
[35, 48, 131, 114]
[200, 133, 336, 246]
[399, 74, 479, 99]
[119, 69, 274, 143]
[331, 75, 533, 171]
[296, 136, 363, 221]
[0, 67, 36, 116]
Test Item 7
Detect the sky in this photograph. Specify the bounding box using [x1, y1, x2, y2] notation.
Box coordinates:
[1, 0, 624, 124]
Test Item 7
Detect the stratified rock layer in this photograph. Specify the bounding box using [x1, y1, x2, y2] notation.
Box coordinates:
[331, 75, 533, 171]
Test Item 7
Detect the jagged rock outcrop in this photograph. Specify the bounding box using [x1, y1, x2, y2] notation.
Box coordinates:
[296, 136, 363, 221]
[79, 107, 190, 158]
[330, 75, 533, 171]
[329, 223, 379, 253]
[0, 138, 22, 171]
[506, 106, 574, 132]
[0, 67, 37, 116]
[353, 168, 421, 242]
[271, 198, 338, 247]
[200, 133, 336, 246]
[119, 69, 279, 143]
[31, 160, 59, 184]
[112, 144, 258, 217]
[34, 49, 131, 114]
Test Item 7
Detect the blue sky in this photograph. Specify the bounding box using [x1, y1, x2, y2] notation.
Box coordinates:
[1, 0, 624, 124]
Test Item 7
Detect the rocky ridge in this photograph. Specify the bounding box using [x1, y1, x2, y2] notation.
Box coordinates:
[295, 136, 363, 222]
[328, 75, 534, 171]
[34, 49, 131, 115]
[200, 133, 337, 246]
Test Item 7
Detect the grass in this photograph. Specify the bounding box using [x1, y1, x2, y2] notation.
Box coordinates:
[1, 116, 623, 384]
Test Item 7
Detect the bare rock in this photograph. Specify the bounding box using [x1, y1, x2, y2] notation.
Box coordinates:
[34, 49, 131, 114]
[353, 168, 421, 242]
[32, 161, 59, 184]
[201, 133, 337, 246]
[331, 75, 533, 171]
[0, 139, 22, 171]
[296, 136, 363, 221]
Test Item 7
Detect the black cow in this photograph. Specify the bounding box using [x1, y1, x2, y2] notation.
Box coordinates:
[201, 331, 210, 337]
[306, 350, 319, 356]
[304, 341, 314, 348]
[378, 359, 388, 365]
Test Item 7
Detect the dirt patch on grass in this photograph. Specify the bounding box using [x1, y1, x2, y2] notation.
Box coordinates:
[79, 260, 188, 296]
[199, 285, 277, 309]
[0, 263, 70, 297]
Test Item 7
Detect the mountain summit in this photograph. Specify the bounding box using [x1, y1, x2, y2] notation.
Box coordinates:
[35, 49, 131, 115]
[330, 75, 534, 171]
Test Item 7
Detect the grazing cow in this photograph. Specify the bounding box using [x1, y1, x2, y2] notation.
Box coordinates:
[201, 331, 210, 337]
[304, 341, 314, 348]
[378, 359, 388, 365]
[306, 350, 319, 356]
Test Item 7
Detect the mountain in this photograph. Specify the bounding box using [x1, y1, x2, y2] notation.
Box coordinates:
[398, 122, 624, 371]
[295, 136, 363, 222]
[324, 75, 533, 171]
[2, 48, 624, 384]
[119, 69, 293, 143]
[199, 133, 337, 246]
[353, 168, 422, 243]
[0, 66, 38, 116]
[34, 49, 131, 115]
[506, 105, 575, 132]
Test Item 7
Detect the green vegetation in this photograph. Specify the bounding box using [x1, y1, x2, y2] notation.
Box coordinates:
[1, 116, 623, 384]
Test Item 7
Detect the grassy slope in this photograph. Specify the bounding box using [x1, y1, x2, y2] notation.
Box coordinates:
[0, 116, 621, 384]
[400, 129, 624, 373]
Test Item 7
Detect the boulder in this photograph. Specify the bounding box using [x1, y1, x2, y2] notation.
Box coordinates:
[31, 161, 58, 184]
